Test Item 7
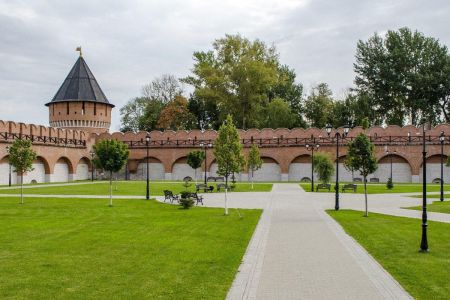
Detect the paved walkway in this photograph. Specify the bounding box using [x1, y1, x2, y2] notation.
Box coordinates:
[221, 184, 411, 299]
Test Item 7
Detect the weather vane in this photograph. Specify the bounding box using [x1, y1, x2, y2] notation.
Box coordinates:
[76, 46, 83, 57]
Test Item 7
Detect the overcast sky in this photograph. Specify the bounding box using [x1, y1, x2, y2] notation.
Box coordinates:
[0, 0, 449, 131]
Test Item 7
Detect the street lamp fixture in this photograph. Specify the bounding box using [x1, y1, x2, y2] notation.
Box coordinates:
[90, 150, 95, 182]
[6, 146, 11, 187]
[439, 131, 445, 202]
[385, 149, 397, 185]
[306, 140, 320, 192]
[145, 133, 151, 200]
[200, 141, 213, 185]
[326, 124, 350, 210]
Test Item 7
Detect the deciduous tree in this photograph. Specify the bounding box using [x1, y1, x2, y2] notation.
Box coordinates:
[8, 139, 36, 204]
[93, 139, 129, 206]
[213, 115, 245, 214]
[354, 27, 450, 126]
[187, 150, 205, 184]
[345, 133, 378, 216]
[247, 144, 262, 189]
[313, 153, 334, 184]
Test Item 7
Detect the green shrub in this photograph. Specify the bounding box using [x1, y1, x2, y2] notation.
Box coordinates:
[386, 177, 394, 189]
[179, 197, 195, 209]
[180, 191, 191, 199]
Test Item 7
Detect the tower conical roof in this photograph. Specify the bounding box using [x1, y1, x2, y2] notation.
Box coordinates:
[45, 56, 114, 107]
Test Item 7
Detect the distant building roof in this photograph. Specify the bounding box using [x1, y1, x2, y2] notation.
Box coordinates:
[46, 56, 114, 107]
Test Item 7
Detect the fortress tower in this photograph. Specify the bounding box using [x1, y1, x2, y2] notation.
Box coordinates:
[46, 50, 114, 134]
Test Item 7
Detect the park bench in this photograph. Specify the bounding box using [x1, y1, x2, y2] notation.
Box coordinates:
[163, 190, 179, 203]
[217, 183, 235, 192]
[342, 184, 357, 193]
[190, 192, 204, 205]
[215, 177, 225, 182]
[369, 178, 380, 183]
[196, 183, 214, 193]
[207, 176, 216, 182]
[300, 177, 311, 182]
[353, 178, 362, 182]
[316, 183, 331, 192]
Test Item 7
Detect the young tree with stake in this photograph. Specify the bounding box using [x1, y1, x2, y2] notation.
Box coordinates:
[93, 139, 129, 207]
[313, 153, 334, 184]
[214, 115, 245, 215]
[187, 150, 205, 184]
[345, 133, 378, 217]
[8, 139, 36, 204]
[247, 144, 262, 189]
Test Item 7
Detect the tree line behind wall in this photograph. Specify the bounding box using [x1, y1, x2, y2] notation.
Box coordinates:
[120, 28, 450, 132]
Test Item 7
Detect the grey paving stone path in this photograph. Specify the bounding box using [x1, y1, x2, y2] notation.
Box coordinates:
[226, 184, 411, 300]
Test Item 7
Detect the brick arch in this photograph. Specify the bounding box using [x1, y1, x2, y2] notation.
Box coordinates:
[138, 156, 163, 164]
[74, 156, 92, 171]
[55, 156, 74, 174]
[378, 153, 413, 171]
[261, 156, 281, 165]
[36, 156, 51, 174]
[171, 156, 188, 172]
[290, 154, 311, 164]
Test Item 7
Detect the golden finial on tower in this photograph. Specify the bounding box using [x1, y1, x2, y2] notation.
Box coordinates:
[76, 46, 83, 57]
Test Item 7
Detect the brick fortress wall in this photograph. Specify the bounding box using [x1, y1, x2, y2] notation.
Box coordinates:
[1, 120, 450, 184]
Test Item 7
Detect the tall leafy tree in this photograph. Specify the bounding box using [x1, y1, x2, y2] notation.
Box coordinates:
[264, 98, 295, 128]
[213, 115, 245, 215]
[157, 95, 196, 130]
[141, 74, 184, 104]
[313, 153, 334, 184]
[182, 34, 280, 129]
[8, 139, 36, 204]
[345, 133, 378, 217]
[247, 144, 262, 189]
[354, 27, 450, 125]
[304, 83, 334, 128]
[271, 65, 306, 127]
[93, 140, 129, 207]
[120, 75, 183, 132]
[187, 150, 205, 184]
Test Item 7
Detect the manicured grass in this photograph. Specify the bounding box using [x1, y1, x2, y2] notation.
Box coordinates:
[0, 181, 273, 196]
[328, 210, 450, 300]
[300, 182, 450, 194]
[407, 200, 450, 214]
[0, 197, 261, 299]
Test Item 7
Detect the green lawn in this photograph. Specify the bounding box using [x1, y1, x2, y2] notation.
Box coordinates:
[407, 200, 450, 214]
[328, 210, 450, 300]
[0, 181, 273, 196]
[0, 197, 261, 299]
[300, 182, 450, 194]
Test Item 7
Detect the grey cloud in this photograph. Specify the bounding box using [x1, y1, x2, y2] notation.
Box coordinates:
[0, 0, 448, 131]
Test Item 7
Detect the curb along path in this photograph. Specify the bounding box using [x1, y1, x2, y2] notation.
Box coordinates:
[228, 184, 411, 300]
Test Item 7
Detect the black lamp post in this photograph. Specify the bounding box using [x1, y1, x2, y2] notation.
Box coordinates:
[146, 133, 150, 200]
[90, 151, 95, 182]
[326, 124, 350, 210]
[420, 122, 428, 252]
[440, 131, 445, 202]
[306, 140, 320, 192]
[386, 149, 397, 183]
[200, 141, 212, 185]
[6, 146, 11, 187]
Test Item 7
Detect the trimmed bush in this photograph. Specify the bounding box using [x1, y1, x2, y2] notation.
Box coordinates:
[386, 177, 394, 189]
[179, 197, 195, 209]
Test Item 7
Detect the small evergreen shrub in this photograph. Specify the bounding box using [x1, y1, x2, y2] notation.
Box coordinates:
[180, 191, 191, 199]
[179, 197, 195, 209]
[386, 177, 394, 189]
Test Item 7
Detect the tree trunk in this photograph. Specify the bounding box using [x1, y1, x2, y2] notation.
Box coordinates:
[224, 175, 229, 215]
[109, 171, 113, 207]
[251, 169, 254, 190]
[364, 175, 368, 217]
[194, 169, 197, 185]
[20, 173, 24, 205]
